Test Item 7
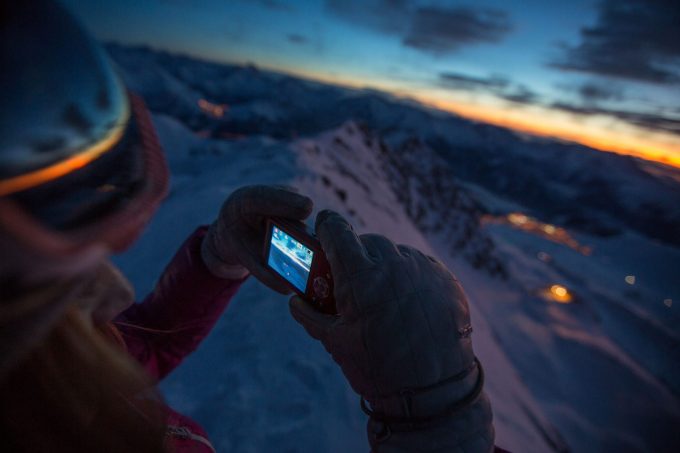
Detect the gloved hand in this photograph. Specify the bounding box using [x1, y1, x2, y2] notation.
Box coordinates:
[201, 185, 313, 292]
[289, 210, 493, 450]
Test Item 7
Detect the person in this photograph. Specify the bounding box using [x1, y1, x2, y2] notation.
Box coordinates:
[0, 1, 495, 451]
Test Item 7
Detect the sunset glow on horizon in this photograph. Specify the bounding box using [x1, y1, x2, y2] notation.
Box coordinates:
[425, 96, 680, 168]
[65, 0, 680, 169]
[236, 62, 680, 168]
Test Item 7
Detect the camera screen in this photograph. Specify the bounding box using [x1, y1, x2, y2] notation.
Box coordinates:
[268, 225, 314, 292]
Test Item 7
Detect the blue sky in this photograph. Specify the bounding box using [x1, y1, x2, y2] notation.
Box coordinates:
[64, 0, 680, 166]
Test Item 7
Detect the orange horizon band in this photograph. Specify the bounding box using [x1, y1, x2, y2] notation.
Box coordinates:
[0, 106, 130, 197]
[261, 65, 680, 169]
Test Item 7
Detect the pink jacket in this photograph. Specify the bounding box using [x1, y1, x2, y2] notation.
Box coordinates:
[116, 226, 245, 452]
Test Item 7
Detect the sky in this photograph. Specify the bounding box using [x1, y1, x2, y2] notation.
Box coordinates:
[64, 0, 680, 167]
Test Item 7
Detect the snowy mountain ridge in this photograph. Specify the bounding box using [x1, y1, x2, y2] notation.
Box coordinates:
[108, 45, 680, 452]
[295, 121, 507, 277]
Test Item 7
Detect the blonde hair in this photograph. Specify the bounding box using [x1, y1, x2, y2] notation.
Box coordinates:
[0, 306, 167, 452]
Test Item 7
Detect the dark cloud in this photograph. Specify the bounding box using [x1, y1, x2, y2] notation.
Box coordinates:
[498, 85, 541, 105]
[287, 33, 308, 45]
[324, 0, 407, 33]
[326, 0, 512, 55]
[438, 72, 540, 105]
[404, 7, 512, 54]
[438, 72, 509, 90]
[576, 82, 624, 103]
[552, 102, 680, 136]
[550, 0, 680, 84]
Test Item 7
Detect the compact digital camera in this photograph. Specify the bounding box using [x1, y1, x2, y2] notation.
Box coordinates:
[263, 218, 336, 314]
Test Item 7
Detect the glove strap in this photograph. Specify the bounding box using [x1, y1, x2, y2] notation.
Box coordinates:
[360, 357, 484, 431]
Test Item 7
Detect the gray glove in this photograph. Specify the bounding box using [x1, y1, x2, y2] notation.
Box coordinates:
[289, 210, 494, 451]
[202, 185, 313, 292]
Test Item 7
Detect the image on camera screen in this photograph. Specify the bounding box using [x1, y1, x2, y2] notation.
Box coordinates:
[268, 226, 314, 292]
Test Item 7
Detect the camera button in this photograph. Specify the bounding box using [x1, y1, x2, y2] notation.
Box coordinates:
[313, 276, 330, 299]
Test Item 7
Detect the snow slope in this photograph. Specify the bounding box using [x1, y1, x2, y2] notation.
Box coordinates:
[293, 122, 680, 452]
[115, 113, 559, 452]
[110, 45, 680, 452]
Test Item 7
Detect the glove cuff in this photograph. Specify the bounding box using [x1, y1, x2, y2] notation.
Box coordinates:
[361, 357, 483, 430]
[200, 226, 250, 280]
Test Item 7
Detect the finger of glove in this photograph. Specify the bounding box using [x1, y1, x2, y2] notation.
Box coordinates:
[315, 210, 373, 278]
[289, 295, 335, 341]
[360, 234, 401, 262]
[228, 185, 313, 224]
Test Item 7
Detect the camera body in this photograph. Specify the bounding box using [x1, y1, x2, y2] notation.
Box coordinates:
[263, 218, 336, 314]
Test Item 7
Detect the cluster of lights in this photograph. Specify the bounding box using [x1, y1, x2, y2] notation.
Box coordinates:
[491, 215, 672, 309]
[622, 275, 673, 308]
[540, 281, 673, 308]
[506, 212, 561, 237]
[498, 212, 590, 255]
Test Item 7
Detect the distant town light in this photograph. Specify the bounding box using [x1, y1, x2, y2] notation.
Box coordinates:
[664, 299, 673, 308]
[625, 275, 636, 285]
[198, 98, 227, 118]
[543, 284, 573, 303]
[499, 212, 589, 255]
[97, 183, 116, 193]
[508, 213, 529, 225]
[552, 285, 567, 297]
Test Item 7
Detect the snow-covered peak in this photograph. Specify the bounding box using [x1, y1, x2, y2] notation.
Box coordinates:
[295, 121, 431, 249]
[295, 121, 506, 277]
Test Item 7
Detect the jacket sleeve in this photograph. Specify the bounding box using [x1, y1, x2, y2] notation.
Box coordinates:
[115, 226, 247, 381]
